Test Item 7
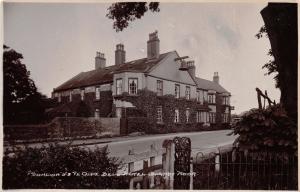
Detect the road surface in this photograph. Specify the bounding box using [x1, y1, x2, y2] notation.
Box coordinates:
[85, 130, 237, 158]
[6, 130, 238, 159]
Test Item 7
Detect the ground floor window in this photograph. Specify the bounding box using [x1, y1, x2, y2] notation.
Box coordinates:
[116, 107, 122, 117]
[197, 111, 207, 123]
[174, 109, 179, 123]
[157, 106, 163, 123]
[186, 108, 190, 123]
[222, 113, 229, 123]
[95, 109, 100, 118]
[209, 112, 216, 123]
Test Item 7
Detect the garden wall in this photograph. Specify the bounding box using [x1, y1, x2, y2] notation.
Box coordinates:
[4, 117, 120, 141]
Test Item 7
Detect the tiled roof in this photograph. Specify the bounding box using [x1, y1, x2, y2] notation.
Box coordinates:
[54, 52, 172, 92]
[195, 77, 229, 94]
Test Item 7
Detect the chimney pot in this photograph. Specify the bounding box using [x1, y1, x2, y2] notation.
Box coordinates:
[95, 51, 106, 69]
[213, 72, 220, 84]
[187, 60, 196, 78]
[147, 30, 160, 59]
[115, 43, 126, 65]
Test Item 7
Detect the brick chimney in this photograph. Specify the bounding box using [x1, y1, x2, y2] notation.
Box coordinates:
[115, 44, 126, 65]
[147, 31, 160, 59]
[187, 60, 196, 78]
[213, 72, 219, 84]
[95, 52, 106, 69]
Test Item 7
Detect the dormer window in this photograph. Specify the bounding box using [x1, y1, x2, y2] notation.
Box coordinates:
[128, 78, 138, 95]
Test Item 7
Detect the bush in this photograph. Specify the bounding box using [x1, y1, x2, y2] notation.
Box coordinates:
[230, 104, 297, 155]
[3, 143, 129, 189]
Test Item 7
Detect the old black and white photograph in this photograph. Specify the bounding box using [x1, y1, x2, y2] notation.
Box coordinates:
[2, 0, 298, 190]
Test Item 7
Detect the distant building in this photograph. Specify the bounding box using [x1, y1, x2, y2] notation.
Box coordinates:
[50, 31, 233, 134]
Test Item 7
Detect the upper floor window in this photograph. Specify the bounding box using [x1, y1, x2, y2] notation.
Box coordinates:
[174, 109, 180, 123]
[80, 89, 85, 100]
[203, 91, 208, 102]
[175, 84, 180, 99]
[223, 96, 230, 105]
[157, 106, 163, 123]
[196, 90, 200, 102]
[208, 94, 216, 104]
[186, 108, 190, 123]
[128, 78, 138, 95]
[157, 80, 163, 96]
[185, 86, 191, 100]
[58, 93, 61, 103]
[116, 79, 123, 95]
[95, 87, 100, 100]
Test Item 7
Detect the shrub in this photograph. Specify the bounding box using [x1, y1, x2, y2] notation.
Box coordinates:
[230, 104, 297, 155]
[3, 143, 129, 189]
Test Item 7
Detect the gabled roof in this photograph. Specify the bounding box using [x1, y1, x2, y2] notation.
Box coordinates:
[195, 77, 229, 94]
[54, 52, 172, 92]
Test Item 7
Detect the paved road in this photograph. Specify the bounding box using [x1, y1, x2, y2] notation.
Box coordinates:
[85, 130, 238, 158]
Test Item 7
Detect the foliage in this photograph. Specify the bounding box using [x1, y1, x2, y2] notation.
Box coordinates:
[3, 45, 47, 124]
[255, 28, 279, 88]
[255, 4, 298, 121]
[107, 2, 160, 32]
[3, 143, 128, 189]
[230, 104, 297, 155]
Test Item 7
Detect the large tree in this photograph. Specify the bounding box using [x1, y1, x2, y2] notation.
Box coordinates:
[256, 3, 297, 121]
[3, 45, 46, 124]
[106, 2, 160, 32]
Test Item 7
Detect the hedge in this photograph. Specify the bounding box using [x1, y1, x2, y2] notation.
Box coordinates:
[3, 144, 129, 189]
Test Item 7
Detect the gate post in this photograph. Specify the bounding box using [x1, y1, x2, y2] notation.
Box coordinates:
[162, 139, 175, 189]
[173, 136, 191, 190]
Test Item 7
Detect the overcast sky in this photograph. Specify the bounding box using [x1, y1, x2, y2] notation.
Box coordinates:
[3, 2, 280, 114]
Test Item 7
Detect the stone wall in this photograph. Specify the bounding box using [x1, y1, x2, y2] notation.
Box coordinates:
[4, 117, 120, 141]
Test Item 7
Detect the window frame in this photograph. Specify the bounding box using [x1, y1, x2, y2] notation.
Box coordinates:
[80, 89, 85, 101]
[95, 87, 100, 100]
[157, 80, 163, 96]
[185, 86, 191, 100]
[208, 94, 216, 104]
[95, 108, 100, 118]
[174, 109, 180, 123]
[209, 112, 216, 123]
[186, 108, 190, 123]
[116, 78, 123, 95]
[128, 78, 138, 95]
[157, 106, 163, 123]
[175, 84, 180, 99]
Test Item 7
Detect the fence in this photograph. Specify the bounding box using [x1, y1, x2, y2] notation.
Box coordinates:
[192, 149, 298, 190]
[123, 138, 298, 190]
